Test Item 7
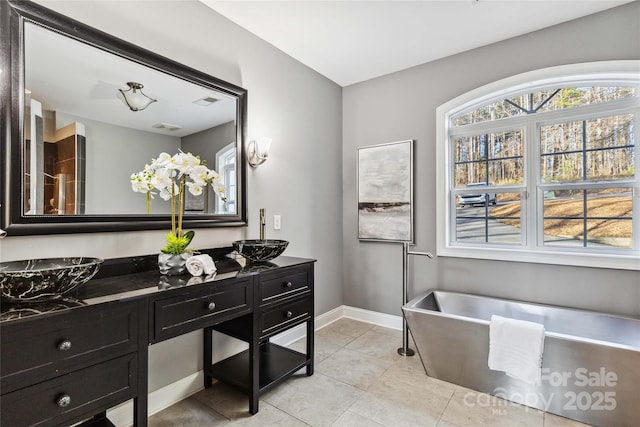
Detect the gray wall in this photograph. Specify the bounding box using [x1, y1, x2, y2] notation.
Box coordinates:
[1, 0, 343, 392]
[182, 121, 236, 162]
[343, 2, 640, 318]
[182, 121, 236, 213]
[57, 112, 179, 214]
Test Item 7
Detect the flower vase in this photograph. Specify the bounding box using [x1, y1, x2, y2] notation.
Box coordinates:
[158, 253, 192, 276]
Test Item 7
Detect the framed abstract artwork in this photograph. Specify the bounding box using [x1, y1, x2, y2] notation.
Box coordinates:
[357, 139, 414, 242]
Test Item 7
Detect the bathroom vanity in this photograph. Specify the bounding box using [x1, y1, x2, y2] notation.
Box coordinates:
[0, 252, 315, 427]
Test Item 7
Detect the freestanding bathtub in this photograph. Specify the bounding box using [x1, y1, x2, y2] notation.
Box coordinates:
[403, 290, 640, 427]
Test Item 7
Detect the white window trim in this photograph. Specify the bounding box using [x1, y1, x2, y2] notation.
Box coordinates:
[436, 61, 640, 271]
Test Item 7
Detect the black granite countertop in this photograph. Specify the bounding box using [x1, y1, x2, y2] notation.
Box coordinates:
[0, 247, 315, 322]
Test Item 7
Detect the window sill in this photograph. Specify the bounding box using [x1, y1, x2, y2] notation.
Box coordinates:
[437, 245, 640, 271]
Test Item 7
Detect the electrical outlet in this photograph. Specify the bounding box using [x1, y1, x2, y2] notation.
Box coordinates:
[273, 215, 281, 230]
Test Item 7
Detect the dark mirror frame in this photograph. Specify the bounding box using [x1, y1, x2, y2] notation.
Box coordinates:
[0, 0, 248, 236]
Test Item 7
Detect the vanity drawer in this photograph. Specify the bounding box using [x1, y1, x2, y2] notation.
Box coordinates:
[152, 277, 253, 342]
[259, 265, 311, 304]
[261, 295, 312, 338]
[1, 353, 137, 427]
[1, 300, 140, 393]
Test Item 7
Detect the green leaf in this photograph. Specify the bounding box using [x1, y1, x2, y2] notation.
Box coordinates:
[183, 230, 195, 247]
[160, 231, 195, 255]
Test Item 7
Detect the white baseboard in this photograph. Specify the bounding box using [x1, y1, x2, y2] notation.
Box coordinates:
[108, 305, 400, 426]
[342, 305, 403, 330]
[107, 371, 204, 427]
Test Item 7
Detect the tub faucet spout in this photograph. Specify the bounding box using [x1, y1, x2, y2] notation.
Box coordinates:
[259, 208, 266, 240]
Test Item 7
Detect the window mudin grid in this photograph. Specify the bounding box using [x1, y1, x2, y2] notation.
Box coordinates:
[448, 84, 637, 254]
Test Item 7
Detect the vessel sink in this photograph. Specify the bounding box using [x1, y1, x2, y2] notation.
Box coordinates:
[232, 239, 289, 263]
[0, 257, 103, 302]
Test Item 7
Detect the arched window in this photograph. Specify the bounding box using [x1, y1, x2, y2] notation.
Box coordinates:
[436, 61, 640, 270]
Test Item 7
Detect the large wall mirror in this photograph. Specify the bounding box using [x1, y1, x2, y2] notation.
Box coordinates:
[1, 0, 247, 235]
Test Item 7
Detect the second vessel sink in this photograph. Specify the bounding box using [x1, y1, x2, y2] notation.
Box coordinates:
[233, 239, 289, 263]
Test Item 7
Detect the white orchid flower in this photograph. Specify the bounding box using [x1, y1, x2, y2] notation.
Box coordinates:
[168, 152, 192, 174]
[159, 182, 180, 201]
[153, 152, 172, 168]
[150, 168, 173, 190]
[131, 180, 150, 193]
[183, 152, 200, 167]
[131, 171, 153, 192]
[187, 182, 204, 196]
[188, 165, 210, 186]
[210, 177, 225, 195]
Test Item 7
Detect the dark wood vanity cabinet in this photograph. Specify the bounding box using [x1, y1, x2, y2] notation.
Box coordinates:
[0, 299, 147, 427]
[206, 263, 314, 414]
[0, 257, 314, 426]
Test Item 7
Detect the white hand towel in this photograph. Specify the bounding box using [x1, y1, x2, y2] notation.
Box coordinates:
[186, 254, 217, 276]
[488, 315, 545, 385]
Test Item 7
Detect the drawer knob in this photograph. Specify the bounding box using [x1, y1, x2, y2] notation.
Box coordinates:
[284, 281, 293, 288]
[207, 302, 216, 311]
[57, 340, 72, 351]
[56, 394, 71, 408]
[285, 310, 293, 318]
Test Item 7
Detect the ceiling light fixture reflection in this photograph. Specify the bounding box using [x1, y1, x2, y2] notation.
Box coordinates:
[118, 82, 157, 111]
[193, 96, 219, 106]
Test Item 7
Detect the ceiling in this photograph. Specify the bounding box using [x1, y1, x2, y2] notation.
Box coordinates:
[201, 0, 634, 87]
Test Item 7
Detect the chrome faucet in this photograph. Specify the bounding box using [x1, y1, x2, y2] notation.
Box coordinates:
[259, 208, 266, 240]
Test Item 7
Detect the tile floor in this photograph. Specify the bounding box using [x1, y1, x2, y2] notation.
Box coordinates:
[148, 318, 590, 427]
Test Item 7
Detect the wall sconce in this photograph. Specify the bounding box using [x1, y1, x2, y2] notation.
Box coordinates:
[247, 137, 272, 167]
[118, 82, 157, 111]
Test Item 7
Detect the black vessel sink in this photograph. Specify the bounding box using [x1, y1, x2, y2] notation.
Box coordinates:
[0, 257, 103, 302]
[232, 240, 289, 263]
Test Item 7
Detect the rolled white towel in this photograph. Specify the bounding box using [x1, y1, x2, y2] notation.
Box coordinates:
[185, 254, 217, 276]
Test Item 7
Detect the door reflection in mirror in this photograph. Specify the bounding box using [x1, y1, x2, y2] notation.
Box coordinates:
[24, 99, 86, 215]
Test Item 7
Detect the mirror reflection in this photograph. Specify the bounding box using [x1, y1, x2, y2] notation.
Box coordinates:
[23, 22, 238, 216]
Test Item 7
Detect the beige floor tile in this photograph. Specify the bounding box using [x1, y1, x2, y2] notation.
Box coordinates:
[315, 347, 394, 390]
[330, 410, 385, 427]
[286, 337, 309, 353]
[372, 325, 403, 338]
[349, 370, 454, 427]
[262, 372, 362, 427]
[224, 402, 311, 427]
[193, 381, 255, 420]
[345, 329, 402, 362]
[148, 396, 229, 426]
[321, 318, 374, 338]
[441, 388, 544, 427]
[543, 412, 593, 427]
[381, 358, 457, 397]
[312, 327, 358, 360]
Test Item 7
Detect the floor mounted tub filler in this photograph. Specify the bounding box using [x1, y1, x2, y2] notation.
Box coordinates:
[402, 290, 640, 427]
